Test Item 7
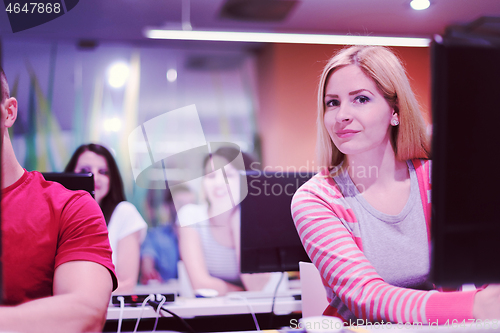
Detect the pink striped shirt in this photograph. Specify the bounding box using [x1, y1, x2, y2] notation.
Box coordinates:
[291, 159, 476, 323]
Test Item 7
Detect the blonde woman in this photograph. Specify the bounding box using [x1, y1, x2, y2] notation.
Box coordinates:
[292, 45, 500, 322]
[178, 147, 269, 296]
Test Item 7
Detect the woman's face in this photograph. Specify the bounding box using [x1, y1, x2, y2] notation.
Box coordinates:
[203, 155, 241, 209]
[323, 64, 397, 159]
[74, 150, 110, 205]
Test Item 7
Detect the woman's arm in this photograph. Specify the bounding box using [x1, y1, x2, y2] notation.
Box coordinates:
[140, 255, 163, 284]
[178, 225, 243, 295]
[291, 175, 478, 323]
[114, 230, 142, 294]
[140, 231, 163, 284]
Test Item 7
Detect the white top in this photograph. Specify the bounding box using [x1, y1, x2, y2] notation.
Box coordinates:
[107, 201, 148, 265]
[177, 204, 242, 286]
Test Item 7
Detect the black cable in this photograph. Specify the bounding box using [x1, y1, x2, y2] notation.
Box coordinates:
[269, 272, 285, 328]
[148, 300, 195, 333]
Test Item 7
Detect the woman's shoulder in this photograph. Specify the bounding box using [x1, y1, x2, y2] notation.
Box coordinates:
[291, 169, 356, 228]
[110, 201, 147, 227]
[291, 170, 347, 215]
[177, 203, 206, 215]
[113, 201, 140, 215]
[177, 203, 208, 227]
[410, 159, 432, 181]
[293, 170, 343, 199]
[410, 158, 431, 168]
[109, 201, 147, 241]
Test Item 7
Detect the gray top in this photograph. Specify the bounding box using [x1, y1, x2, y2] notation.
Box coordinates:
[333, 161, 431, 290]
[177, 204, 243, 287]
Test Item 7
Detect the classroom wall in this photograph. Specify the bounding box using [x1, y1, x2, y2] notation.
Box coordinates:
[255, 43, 431, 171]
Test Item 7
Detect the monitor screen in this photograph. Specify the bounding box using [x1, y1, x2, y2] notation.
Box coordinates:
[240, 171, 313, 273]
[0, 89, 2, 305]
[430, 38, 500, 286]
[42, 172, 95, 198]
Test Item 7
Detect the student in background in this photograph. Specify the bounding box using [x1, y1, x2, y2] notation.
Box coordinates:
[1, 66, 116, 332]
[177, 147, 269, 296]
[140, 185, 195, 284]
[65, 143, 147, 294]
[291, 45, 500, 322]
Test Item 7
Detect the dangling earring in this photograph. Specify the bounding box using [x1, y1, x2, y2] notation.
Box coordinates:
[391, 119, 399, 126]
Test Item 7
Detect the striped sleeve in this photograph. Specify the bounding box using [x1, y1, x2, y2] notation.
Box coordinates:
[291, 170, 475, 323]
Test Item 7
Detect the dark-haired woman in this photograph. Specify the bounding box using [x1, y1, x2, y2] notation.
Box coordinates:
[65, 144, 147, 294]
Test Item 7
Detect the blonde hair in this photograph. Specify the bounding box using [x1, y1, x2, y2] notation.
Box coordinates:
[316, 45, 430, 170]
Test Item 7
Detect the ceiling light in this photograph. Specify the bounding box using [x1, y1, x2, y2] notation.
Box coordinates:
[103, 117, 122, 132]
[107, 62, 130, 88]
[144, 29, 430, 47]
[410, 0, 430, 10]
[166, 68, 178, 82]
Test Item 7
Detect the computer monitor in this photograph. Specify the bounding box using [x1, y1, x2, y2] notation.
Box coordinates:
[430, 37, 500, 286]
[0, 85, 2, 305]
[240, 171, 313, 273]
[42, 172, 95, 198]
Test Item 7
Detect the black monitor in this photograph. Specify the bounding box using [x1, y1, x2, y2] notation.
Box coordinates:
[42, 172, 95, 198]
[240, 171, 313, 273]
[430, 37, 500, 287]
[0, 81, 2, 305]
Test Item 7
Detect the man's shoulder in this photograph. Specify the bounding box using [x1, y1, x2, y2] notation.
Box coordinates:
[23, 170, 97, 212]
[36, 171, 91, 199]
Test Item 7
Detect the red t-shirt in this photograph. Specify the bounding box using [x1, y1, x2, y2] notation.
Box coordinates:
[1, 170, 117, 305]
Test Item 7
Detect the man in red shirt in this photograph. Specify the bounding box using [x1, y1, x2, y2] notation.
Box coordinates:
[1, 66, 117, 332]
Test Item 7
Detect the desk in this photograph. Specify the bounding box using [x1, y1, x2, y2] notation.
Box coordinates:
[107, 294, 301, 319]
[105, 293, 302, 332]
[359, 324, 500, 333]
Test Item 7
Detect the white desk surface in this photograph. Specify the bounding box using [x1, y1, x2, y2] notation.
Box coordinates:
[107, 293, 301, 320]
[359, 324, 500, 333]
[287, 320, 500, 333]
